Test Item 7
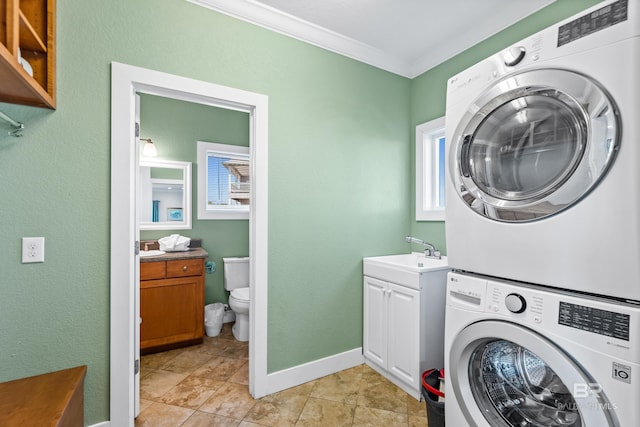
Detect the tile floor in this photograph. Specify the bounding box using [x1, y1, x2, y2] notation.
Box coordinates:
[137, 323, 429, 426]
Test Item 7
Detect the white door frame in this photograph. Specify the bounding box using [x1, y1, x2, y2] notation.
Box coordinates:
[110, 62, 269, 426]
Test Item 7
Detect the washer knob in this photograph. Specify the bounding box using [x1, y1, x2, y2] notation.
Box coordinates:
[504, 46, 526, 66]
[505, 293, 527, 313]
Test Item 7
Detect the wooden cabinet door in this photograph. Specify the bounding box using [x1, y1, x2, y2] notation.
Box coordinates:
[140, 276, 204, 350]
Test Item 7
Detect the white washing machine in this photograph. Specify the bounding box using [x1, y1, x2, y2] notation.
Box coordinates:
[444, 271, 640, 427]
[445, 0, 640, 302]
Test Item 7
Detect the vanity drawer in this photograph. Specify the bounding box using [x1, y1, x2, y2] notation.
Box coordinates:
[167, 258, 204, 278]
[140, 261, 166, 280]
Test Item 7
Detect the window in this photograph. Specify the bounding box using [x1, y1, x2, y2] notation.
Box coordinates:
[197, 141, 250, 220]
[416, 117, 446, 221]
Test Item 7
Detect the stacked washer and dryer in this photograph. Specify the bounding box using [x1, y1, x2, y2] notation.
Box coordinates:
[443, 1, 640, 426]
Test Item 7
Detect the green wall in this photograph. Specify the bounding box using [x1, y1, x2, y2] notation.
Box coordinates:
[0, 0, 602, 424]
[139, 93, 250, 305]
[0, 0, 409, 423]
[409, 0, 603, 252]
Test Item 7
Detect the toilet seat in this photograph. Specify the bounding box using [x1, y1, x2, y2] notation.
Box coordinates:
[230, 287, 250, 301]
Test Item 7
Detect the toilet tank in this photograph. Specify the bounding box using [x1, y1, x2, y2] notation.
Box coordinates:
[222, 257, 250, 290]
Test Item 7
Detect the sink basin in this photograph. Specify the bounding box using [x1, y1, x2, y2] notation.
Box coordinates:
[139, 249, 166, 257]
[363, 252, 449, 289]
[367, 253, 449, 270]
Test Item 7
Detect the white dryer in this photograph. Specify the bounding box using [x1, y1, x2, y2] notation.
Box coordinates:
[444, 271, 640, 427]
[445, 0, 640, 301]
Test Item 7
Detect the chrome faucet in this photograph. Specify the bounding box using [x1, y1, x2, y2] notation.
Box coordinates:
[405, 236, 442, 259]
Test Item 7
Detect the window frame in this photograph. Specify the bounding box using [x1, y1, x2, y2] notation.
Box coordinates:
[416, 117, 446, 221]
[197, 141, 250, 220]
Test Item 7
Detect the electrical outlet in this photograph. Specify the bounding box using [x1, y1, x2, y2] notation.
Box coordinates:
[22, 237, 45, 263]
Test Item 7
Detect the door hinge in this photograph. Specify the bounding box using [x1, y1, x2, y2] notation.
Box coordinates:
[134, 359, 140, 375]
[135, 240, 140, 256]
[135, 122, 140, 138]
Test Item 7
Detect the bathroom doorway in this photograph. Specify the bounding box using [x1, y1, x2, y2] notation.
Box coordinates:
[110, 62, 269, 427]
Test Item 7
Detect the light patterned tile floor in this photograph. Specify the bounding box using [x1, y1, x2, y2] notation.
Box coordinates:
[136, 323, 429, 426]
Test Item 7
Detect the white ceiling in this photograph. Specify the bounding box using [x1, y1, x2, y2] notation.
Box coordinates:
[189, 0, 556, 78]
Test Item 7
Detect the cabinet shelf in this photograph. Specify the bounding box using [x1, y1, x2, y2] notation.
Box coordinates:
[19, 9, 47, 53]
[0, 0, 56, 109]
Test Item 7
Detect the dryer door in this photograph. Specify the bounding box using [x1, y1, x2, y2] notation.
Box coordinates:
[450, 69, 619, 222]
[449, 320, 618, 427]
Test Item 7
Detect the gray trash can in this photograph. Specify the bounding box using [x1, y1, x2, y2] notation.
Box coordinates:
[204, 303, 225, 337]
[421, 368, 445, 427]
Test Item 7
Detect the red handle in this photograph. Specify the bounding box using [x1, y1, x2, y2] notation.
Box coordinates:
[421, 368, 445, 398]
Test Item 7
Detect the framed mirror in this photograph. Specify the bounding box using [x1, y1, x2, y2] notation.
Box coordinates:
[139, 159, 192, 230]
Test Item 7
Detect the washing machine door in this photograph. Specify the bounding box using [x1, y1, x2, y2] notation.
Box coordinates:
[450, 68, 619, 222]
[449, 320, 618, 427]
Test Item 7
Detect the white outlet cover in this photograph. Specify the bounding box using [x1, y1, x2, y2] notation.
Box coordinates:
[22, 237, 45, 263]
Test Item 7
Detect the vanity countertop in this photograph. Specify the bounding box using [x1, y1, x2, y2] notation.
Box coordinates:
[139, 247, 208, 262]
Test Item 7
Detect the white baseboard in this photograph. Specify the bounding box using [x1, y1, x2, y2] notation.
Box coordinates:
[88, 422, 110, 427]
[266, 347, 364, 395]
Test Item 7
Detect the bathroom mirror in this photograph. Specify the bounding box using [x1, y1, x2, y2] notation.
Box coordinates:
[139, 159, 192, 230]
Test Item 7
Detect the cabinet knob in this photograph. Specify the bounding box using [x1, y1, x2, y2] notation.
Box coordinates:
[182, 265, 188, 271]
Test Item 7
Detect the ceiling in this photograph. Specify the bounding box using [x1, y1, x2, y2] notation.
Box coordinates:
[189, 0, 556, 78]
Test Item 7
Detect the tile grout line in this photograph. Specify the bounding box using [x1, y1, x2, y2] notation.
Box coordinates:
[138, 323, 427, 426]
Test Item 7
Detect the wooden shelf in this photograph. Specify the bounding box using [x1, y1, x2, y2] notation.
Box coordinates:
[0, 0, 56, 109]
[0, 366, 86, 426]
[19, 10, 47, 52]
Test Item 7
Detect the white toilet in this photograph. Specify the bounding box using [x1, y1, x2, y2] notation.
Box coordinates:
[222, 257, 250, 342]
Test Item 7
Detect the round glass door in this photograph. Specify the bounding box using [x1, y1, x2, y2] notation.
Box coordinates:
[469, 339, 581, 426]
[450, 69, 619, 222]
[448, 321, 618, 427]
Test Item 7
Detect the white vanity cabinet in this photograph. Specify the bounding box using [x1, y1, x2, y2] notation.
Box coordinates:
[363, 254, 450, 400]
[364, 277, 421, 389]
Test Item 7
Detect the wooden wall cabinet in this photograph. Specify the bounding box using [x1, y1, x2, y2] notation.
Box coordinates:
[140, 258, 205, 353]
[0, 0, 56, 108]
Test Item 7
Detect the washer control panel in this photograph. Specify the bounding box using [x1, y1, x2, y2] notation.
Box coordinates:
[447, 271, 640, 362]
[447, 273, 485, 310]
[487, 284, 544, 324]
[558, 301, 630, 341]
[505, 293, 527, 313]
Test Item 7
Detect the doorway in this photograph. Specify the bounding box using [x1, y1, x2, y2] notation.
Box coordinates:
[110, 62, 269, 426]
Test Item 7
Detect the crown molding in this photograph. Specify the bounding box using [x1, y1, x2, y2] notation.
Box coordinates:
[188, 0, 556, 79]
[188, 0, 412, 77]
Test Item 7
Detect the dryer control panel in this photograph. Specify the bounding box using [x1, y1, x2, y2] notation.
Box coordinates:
[558, 0, 628, 47]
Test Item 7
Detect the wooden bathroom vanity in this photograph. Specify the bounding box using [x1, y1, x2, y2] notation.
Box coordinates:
[139, 247, 208, 353]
